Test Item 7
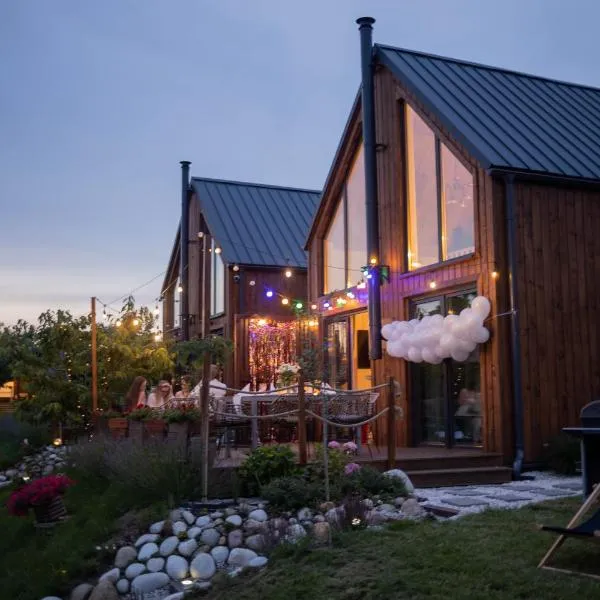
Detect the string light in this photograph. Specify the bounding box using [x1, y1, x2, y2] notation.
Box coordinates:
[154, 333, 162, 342]
[214, 247, 222, 254]
[346, 291, 355, 299]
[116, 320, 122, 327]
[370, 257, 377, 265]
[265, 289, 274, 298]
[295, 302, 303, 310]
[249, 280, 256, 286]
[232, 265, 240, 272]
[492, 271, 499, 279]
[323, 302, 330, 308]
[281, 297, 289, 305]
[308, 320, 317, 327]
[177, 284, 183, 293]
[258, 318, 267, 326]
[429, 281, 437, 289]
[311, 304, 318, 310]
[284, 269, 292, 278]
[133, 318, 140, 326]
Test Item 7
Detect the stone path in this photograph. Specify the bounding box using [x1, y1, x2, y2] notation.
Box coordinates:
[415, 471, 582, 518]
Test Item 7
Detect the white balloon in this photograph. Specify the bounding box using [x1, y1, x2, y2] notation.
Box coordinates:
[471, 296, 491, 320]
[451, 319, 471, 341]
[472, 326, 490, 344]
[435, 344, 450, 359]
[429, 354, 444, 364]
[459, 307, 474, 321]
[408, 347, 423, 363]
[408, 319, 419, 328]
[396, 321, 411, 335]
[439, 334, 454, 352]
[443, 314, 459, 331]
[457, 338, 477, 353]
[430, 314, 444, 327]
[451, 348, 470, 362]
[381, 323, 395, 340]
[421, 347, 436, 363]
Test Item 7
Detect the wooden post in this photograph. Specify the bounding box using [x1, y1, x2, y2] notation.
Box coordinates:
[251, 397, 258, 450]
[91, 297, 98, 413]
[200, 352, 211, 502]
[322, 393, 330, 502]
[387, 376, 396, 470]
[297, 370, 307, 465]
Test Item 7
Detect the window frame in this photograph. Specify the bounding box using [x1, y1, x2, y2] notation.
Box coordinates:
[404, 103, 476, 273]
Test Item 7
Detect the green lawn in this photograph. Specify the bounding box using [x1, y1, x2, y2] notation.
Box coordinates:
[0, 472, 166, 600]
[201, 498, 600, 600]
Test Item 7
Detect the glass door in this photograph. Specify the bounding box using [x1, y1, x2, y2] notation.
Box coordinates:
[326, 319, 350, 390]
[411, 289, 481, 447]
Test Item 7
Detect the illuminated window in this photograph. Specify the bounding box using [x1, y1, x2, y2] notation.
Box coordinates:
[324, 144, 367, 293]
[406, 106, 475, 270]
[210, 239, 225, 316]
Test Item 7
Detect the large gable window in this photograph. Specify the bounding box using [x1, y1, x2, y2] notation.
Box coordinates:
[210, 239, 225, 316]
[324, 144, 367, 293]
[406, 106, 475, 270]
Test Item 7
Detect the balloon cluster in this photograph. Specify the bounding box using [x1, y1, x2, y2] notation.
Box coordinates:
[382, 296, 491, 364]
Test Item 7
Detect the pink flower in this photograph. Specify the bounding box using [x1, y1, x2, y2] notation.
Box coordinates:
[344, 462, 361, 475]
[328, 441, 341, 450]
[343, 441, 358, 453]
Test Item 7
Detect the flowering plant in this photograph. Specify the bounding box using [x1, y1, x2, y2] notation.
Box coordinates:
[344, 462, 361, 475]
[163, 402, 201, 423]
[127, 407, 159, 421]
[276, 363, 300, 388]
[7, 474, 75, 517]
[343, 441, 358, 455]
[328, 441, 341, 450]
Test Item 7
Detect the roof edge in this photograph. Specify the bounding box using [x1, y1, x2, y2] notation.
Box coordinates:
[161, 226, 181, 294]
[191, 176, 320, 196]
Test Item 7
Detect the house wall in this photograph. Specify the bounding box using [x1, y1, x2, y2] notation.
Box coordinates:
[308, 65, 513, 458]
[512, 180, 600, 461]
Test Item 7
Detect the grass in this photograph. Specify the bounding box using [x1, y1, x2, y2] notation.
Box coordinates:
[199, 498, 600, 600]
[0, 470, 166, 600]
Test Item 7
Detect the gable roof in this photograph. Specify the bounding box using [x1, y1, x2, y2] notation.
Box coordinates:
[377, 44, 600, 180]
[190, 177, 320, 268]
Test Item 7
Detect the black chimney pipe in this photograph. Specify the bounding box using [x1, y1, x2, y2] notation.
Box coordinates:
[180, 161, 191, 341]
[356, 17, 382, 360]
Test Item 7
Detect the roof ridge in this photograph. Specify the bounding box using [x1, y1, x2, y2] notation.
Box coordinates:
[375, 43, 600, 93]
[191, 176, 321, 195]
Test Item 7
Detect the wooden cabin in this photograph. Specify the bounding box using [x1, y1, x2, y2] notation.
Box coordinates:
[307, 19, 600, 472]
[162, 168, 320, 389]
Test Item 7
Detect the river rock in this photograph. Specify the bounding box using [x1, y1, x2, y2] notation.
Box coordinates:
[210, 545, 229, 566]
[178, 538, 198, 557]
[134, 533, 159, 547]
[149, 520, 165, 534]
[169, 509, 182, 521]
[131, 572, 170, 595]
[200, 527, 220, 547]
[116, 579, 129, 594]
[88, 579, 119, 600]
[384, 468, 415, 493]
[187, 526, 202, 539]
[190, 553, 216, 580]
[401, 498, 426, 518]
[147, 557, 165, 572]
[172, 520, 188, 536]
[159, 536, 179, 557]
[210, 511, 224, 519]
[227, 529, 243, 548]
[245, 534, 265, 552]
[70, 582, 94, 600]
[297, 508, 313, 521]
[114, 545, 137, 569]
[182, 510, 195, 525]
[313, 521, 330, 543]
[125, 563, 145, 579]
[227, 548, 258, 568]
[287, 523, 307, 542]
[99, 567, 120, 583]
[225, 514, 242, 527]
[195, 515, 212, 528]
[248, 556, 269, 569]
[138, 542, 159, 561]
[248, 509, 268, 522]
[166, 555, 189, 580]
[225, 507, 238, 516]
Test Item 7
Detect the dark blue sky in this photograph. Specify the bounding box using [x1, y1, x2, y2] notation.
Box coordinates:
[1, 0, 598, 324]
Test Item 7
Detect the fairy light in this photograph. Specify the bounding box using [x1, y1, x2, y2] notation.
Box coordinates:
[281, 297, 289, 306]
[308, 320, 317, 327]
[370, 257, 377, 265]
[133, 318, 140, 326]
[154, 333, 162, 342]
[429, 281, 437, 289]
[258, 318, 267, 326]
[266, 289, 274, 298]
[232, 264, 240, 272]
[249, 280, 256, 286]
[284, 269, 292, 278]
[116, 320, 122, 327]
[346, 291, 355, 299]
[214, 247, 222, 254]
[323, 302, 330, 308]
[492, 271, 499, 279]
[177, 284, 183, 293]
[295, 302, 303, 310]
[311, 304, 318, 310]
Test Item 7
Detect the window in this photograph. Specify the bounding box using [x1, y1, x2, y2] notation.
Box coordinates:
[324, 144, 367, 293]
[210, 239, 225, 316]
[406, 106, 475, 270]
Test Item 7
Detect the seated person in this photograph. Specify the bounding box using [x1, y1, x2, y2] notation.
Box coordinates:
[147, 380, 174, 408]
[175, 375, 193, 400]
[191, 365, 227, 404]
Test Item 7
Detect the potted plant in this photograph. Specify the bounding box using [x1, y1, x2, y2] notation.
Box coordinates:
[127, 406, 155, 443]
[7, 474, 74, 527]
[105, 410, 128, 439]
[276, 363, 300, 390]
[165, 402, 201, 445]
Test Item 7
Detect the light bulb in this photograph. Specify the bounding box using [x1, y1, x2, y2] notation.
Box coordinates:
[295, 302, 303, 309]
[308, 320, 317, 327]
[492, 271, 499, 279]
[214, 247, 222, 254]
[281, 297, 289, 305]
[370, 257, 377, 265]
[133, 318, 140, 326]
[323, 302, 330, 308]
[284, 269, 292, 278]
[177, 285, 183, 293]
[311, 304, 317, 310]
[429, 281, 437, 289]
[258, 319, 267, 326]
[232, 264, 240, 272]
[346, 291, 355, 299]
[266, 290, 274, 298]
[116, 320, 122, 327]
[249, 280, 256, 286]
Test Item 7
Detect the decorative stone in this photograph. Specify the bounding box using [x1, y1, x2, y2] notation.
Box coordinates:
[325, 508, 341, 524]
[190, 553, 216, 580]
[376, 503, 396, 512]
[394, 497, 405, 507]
[218, 536, 226, 545]
[248, 509, 268, 522]
[448, 489, 485, 497]
[172, 520, 188, 536]
[134, 533, 159, 547]
[297, 507, 313, 521]
[70, 582, 94, 600]
[88, 580, 118, 600]
[159, 536, 179, 557]
[166, 555, 189, 580]
[178, 539, 198, 557]
[384, 469, 415, 493]
[225, 507, 238, 516]
[200, 527, 220, 547]
[164, 593, 184, 600]
[149, 520, 165, 534]
[210, 511, 224, 519]
[147, 557, 165, 572]
[195, 515, 212, 528]
[125, 563, 145, 580]
[441, 497, 489, 507]
[287, 523, 307, 541]
[312, 521, 330, 543]
[248, 556, 269, 569]
[244, 519, 267, 534]
[319, 501, 335, 512]
[227, 529, 243, 548]
[367, 511, 387, 526]
[138, 542, 159, 561]
[187, 526, 202, 539]
[362, 498, 374, 509]
[116, 579, 129, 594]
[182, 510, 195, 525]
[245, 533, 265, 551]
[169, 509, 182, 521]
[313, 514, 325, 523]
[114, 545, 137, 569]
[228, 547, 258, 568]
[5, 469, 17, 478]
[99, 567, 120, 583]
[225, 514, 242, 527]
[131, 572, 170, 595]
[210, 545, 229, 565]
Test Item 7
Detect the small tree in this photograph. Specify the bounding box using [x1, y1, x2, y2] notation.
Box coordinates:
[172, 336, 233, 382]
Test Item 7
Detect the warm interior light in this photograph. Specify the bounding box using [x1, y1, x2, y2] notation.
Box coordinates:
[232, 264, 240, 272]
[308, 320, 317, 327]
[214, 247, 222, 254]
[177, 285, 183, 293]
[258, 319, 267, 326]
[311, 304, 317, 310]
[154, 333, 162, 342]
[284, 269, 292, 278]
[370, 257, 377, 265]
[492, 271, 499, 279]
[281, 297, 289, 305]
[53, 438, 62, 447]
[133, 318, 140, 326]
[429, 281, 437, 289]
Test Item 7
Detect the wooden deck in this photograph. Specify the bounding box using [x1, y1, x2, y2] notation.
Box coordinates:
[213, 443, 512, 488]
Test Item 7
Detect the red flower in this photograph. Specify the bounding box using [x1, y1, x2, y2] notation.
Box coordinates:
[6, 475, 75, 517]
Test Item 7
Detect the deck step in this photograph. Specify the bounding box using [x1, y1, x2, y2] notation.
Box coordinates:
[406, 466, 513, 488]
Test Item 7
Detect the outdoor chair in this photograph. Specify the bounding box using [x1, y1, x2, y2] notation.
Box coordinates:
[538, 482, 600, 579]
[326, 391, 378, 454]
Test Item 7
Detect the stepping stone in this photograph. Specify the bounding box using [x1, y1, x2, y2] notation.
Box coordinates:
[422, 504, 460, 518]
[535, 488, 576, 497]
[441, 497, 489, 507]
[510, 485, 547, 493]
[552, 482, 582, 491]
[447, 489, 485, 497]
[486, 493, 531, 502]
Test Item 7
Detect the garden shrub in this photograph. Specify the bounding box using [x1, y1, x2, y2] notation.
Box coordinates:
[238, 445, 297, 496]
[340, 465, 407, 500]
[261, 475, 324, 511]
[542, 433, 581, 475]
[304, 442, 350, 483]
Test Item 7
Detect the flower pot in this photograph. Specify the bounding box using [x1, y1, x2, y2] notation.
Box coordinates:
[143, 419, 166, 439]
[33, 495, 67, 527]
[108, 418, 129, 440]
[129, 420, 145, 443]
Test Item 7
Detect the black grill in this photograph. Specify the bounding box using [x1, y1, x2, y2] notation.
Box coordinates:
[580, 400, 600, 428]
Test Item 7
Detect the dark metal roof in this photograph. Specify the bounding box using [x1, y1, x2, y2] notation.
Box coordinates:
[377, 44, 600, 180]
[190, 177, 320, 268]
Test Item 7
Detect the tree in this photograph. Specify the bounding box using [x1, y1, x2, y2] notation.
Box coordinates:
[172, 336, 233, 382]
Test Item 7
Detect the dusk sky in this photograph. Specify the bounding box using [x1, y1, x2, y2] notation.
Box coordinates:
[1, 0, 598, 326]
